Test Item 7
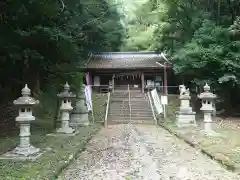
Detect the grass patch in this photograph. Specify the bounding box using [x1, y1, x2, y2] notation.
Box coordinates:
[0, 123, 101, 180]
[160, 120, 240, 172]
[159, 94, 240, 172]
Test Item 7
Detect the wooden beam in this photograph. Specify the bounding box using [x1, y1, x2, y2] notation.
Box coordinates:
[141, 73, 145, 93]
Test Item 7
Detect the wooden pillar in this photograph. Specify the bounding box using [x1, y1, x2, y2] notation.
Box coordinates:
[141, 72, 145, 93]
[112, 74, 115, 92]
[164, 63, 168, 95]
[89, 72, 93, 85]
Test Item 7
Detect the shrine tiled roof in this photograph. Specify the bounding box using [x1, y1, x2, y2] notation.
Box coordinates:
[84, 52, 171, 69]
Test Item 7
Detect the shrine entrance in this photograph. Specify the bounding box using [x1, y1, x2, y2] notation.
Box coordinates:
[115, 73, 142, 90]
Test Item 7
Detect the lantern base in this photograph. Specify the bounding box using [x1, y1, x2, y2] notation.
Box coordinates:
[70, 113, 89, 127]
[47, 130, 79, 137]
[0, 146, 43, 161]
[56, 126, 75, 134]
[201, 129, 221, 137]
[13, 145, 40, 156]
[176, 111, 196, 127]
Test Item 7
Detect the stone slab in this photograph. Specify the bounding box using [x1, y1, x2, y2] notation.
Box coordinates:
[70, 113, 89, 127]
[179, 107, 193, 113]
[176, 113, 196, 127]
[46, 130, 79, 137]
[200, 129, 223, 137]
[0, 147, 51, 161]
[56, 126, 75, 134]
[70, 122, 90, 127]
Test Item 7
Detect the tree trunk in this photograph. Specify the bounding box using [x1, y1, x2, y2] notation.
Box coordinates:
[33, 70, 41, 96]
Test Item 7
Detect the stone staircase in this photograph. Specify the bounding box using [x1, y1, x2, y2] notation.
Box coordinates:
[107, 91, 154, 124]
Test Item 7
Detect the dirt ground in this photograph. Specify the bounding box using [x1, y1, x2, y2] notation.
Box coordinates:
[58, 124, 240, 180]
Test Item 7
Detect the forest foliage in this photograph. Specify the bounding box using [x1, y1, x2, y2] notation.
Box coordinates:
[123, 0, 240, 113]
[0, 0, 124, 99]
[0, 0, 124, 131]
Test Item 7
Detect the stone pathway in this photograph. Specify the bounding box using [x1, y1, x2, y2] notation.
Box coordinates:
[58, 124, 240, 180]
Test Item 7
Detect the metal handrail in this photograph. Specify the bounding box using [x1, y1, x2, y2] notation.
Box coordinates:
[147, 91, 157, 125]
[128, 84, 132, 122]
[104, 91, 111, 128]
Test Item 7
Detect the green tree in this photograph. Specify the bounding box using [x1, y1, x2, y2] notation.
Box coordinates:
[0, 0, 124, 132]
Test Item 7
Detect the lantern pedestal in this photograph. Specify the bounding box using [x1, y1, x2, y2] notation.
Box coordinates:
[176, 111, 196, 127]
[176, 93, 196, 127]
[57, 103, 75, 134]
[200, 108, 220, 136]
[202, 109, 214, 134]
[0, 118, 42, 160]
[57, 109, 75, 134]
[198, 83, 218, 136]
[14, 115, 40, 156]
[70, 90, 89, 127]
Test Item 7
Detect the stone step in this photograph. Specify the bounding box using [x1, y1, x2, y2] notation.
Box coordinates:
[107, 120, 154, 125]
[109, 106, 129, 109]
[131, 109, 152, 112]
[108, 113, 153, 118]
[131, 106, 151, 108]
[131, 101, 149, 103]
[109, 111, 152, 114]
[131, 112, 152, 114]
[109, 113, 152, 116]
[108, 113, 153, 117]
[111, 99, 129, 102]
[131, 104, 150, 106]
[108, 115, 129, 118]
[110, 102, 128, 105]
[131, 98, 146, 100]
[130, 104, 149, 106]
[109, 112, 130, 115]
[131, 110, 152, 112]
[108, 114, 153, 118]
[131, 116, 153, 118]
[131, 115, 153, 118]
[131, 114, 153, 117]
[109, 112, 130, 114]
[109, 108, 153, 112]
[109, 107, 130, 109]
[109, 110, 128, 112]
[109, 109, 130, 112]
[110, 105, 128, 107]
[130, 104, 150, 107]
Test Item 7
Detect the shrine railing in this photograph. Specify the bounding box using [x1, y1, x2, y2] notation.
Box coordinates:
[128, 84, 132, 122]
[147, 91, 157, 125]
[104, 91, 111, 128]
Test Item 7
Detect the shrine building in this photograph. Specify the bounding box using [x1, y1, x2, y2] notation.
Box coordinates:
[81, 52, 177, 94]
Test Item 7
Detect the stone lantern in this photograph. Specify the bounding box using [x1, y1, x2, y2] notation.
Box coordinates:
[70, 86, 89, 127]
[198, 83, 217, 135]
[176, 85, 196, 127]
[57, 82, 76, 134]
[7, 84, 40, 157]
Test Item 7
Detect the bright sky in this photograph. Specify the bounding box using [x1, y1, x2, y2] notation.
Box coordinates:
[114, 0, 148, 22]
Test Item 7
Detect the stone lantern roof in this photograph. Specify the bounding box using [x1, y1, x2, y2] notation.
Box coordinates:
[13, 84, 39, 105]
[198, 83, 217, 100]
[57, 82, 76, 99]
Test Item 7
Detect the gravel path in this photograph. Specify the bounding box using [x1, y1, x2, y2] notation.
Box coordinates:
[58, 124, 240, 180]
